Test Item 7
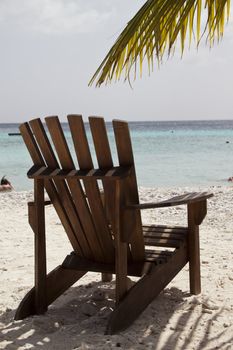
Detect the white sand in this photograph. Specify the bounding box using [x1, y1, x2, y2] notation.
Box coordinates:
[0, 186, 233, 349]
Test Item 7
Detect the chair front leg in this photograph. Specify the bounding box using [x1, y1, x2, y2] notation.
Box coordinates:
[188, 200, 207, 295]
[115, 180, 128, 304]
[34, 178, 47, 314]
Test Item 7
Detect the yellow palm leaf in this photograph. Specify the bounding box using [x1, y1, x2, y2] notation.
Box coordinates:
[89, 0, 230, 86]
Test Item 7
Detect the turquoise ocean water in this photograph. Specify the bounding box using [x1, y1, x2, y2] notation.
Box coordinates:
[1, 120, 233, 191]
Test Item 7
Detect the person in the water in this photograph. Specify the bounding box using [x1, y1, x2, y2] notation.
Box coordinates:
[0, 176, 13, 191]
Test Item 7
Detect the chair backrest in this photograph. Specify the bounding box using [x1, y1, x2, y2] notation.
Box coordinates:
[19, 116, 145, 262]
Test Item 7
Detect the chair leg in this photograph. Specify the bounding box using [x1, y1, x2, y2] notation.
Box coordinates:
[115, 181, 128, 304]
[15, 266, 86, 320]
[188, 203, 201, 295]
[34, 179, 47, 314]
[106, 243, 188, 334]
[21, 178, 86, 320]
[101, 273, 113, 282]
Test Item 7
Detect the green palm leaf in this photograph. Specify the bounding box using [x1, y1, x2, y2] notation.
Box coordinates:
[89, 0, 230, 86]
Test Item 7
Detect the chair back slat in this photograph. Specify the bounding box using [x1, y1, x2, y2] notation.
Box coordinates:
[113, 120, 145, 261]
[89, 117, 113, 167]
[89, 117, 116, 232]
[19, 123, 44, 164]
[68, 115, 115, 263]
[45, 116, 75, 168]
[19, 122, 81, 252]
[29, 118, 91, 258]
[45, 116, 105, 262]
[68, 114, 93, 169]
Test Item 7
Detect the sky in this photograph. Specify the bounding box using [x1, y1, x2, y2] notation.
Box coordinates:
[0, 0, 233, 123]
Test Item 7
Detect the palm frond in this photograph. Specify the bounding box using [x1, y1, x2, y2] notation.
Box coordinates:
[89, 0, 230, 86]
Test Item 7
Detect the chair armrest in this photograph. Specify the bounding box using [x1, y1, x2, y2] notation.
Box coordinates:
[125, 192, 213, 210]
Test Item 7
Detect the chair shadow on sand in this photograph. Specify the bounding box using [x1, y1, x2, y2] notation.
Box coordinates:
[1, 282, 232, 350]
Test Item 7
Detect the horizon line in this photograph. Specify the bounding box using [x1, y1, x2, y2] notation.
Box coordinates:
[1, 118, 233, 124]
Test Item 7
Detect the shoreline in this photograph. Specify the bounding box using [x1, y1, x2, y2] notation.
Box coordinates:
[0, 186, 233, 349]
[2, 180, 233, 194]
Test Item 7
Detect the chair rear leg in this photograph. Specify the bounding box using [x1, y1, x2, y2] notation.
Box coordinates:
[101, 273, 113, 282]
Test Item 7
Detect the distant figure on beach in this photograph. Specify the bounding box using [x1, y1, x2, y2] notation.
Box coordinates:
[228, 176, 233, 182]
[0, 176, 13, 192]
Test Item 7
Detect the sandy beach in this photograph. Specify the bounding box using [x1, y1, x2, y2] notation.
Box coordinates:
[0, 186, 233, 349]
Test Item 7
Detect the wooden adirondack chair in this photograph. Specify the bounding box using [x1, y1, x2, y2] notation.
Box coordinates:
[15, 115, 213, 334]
